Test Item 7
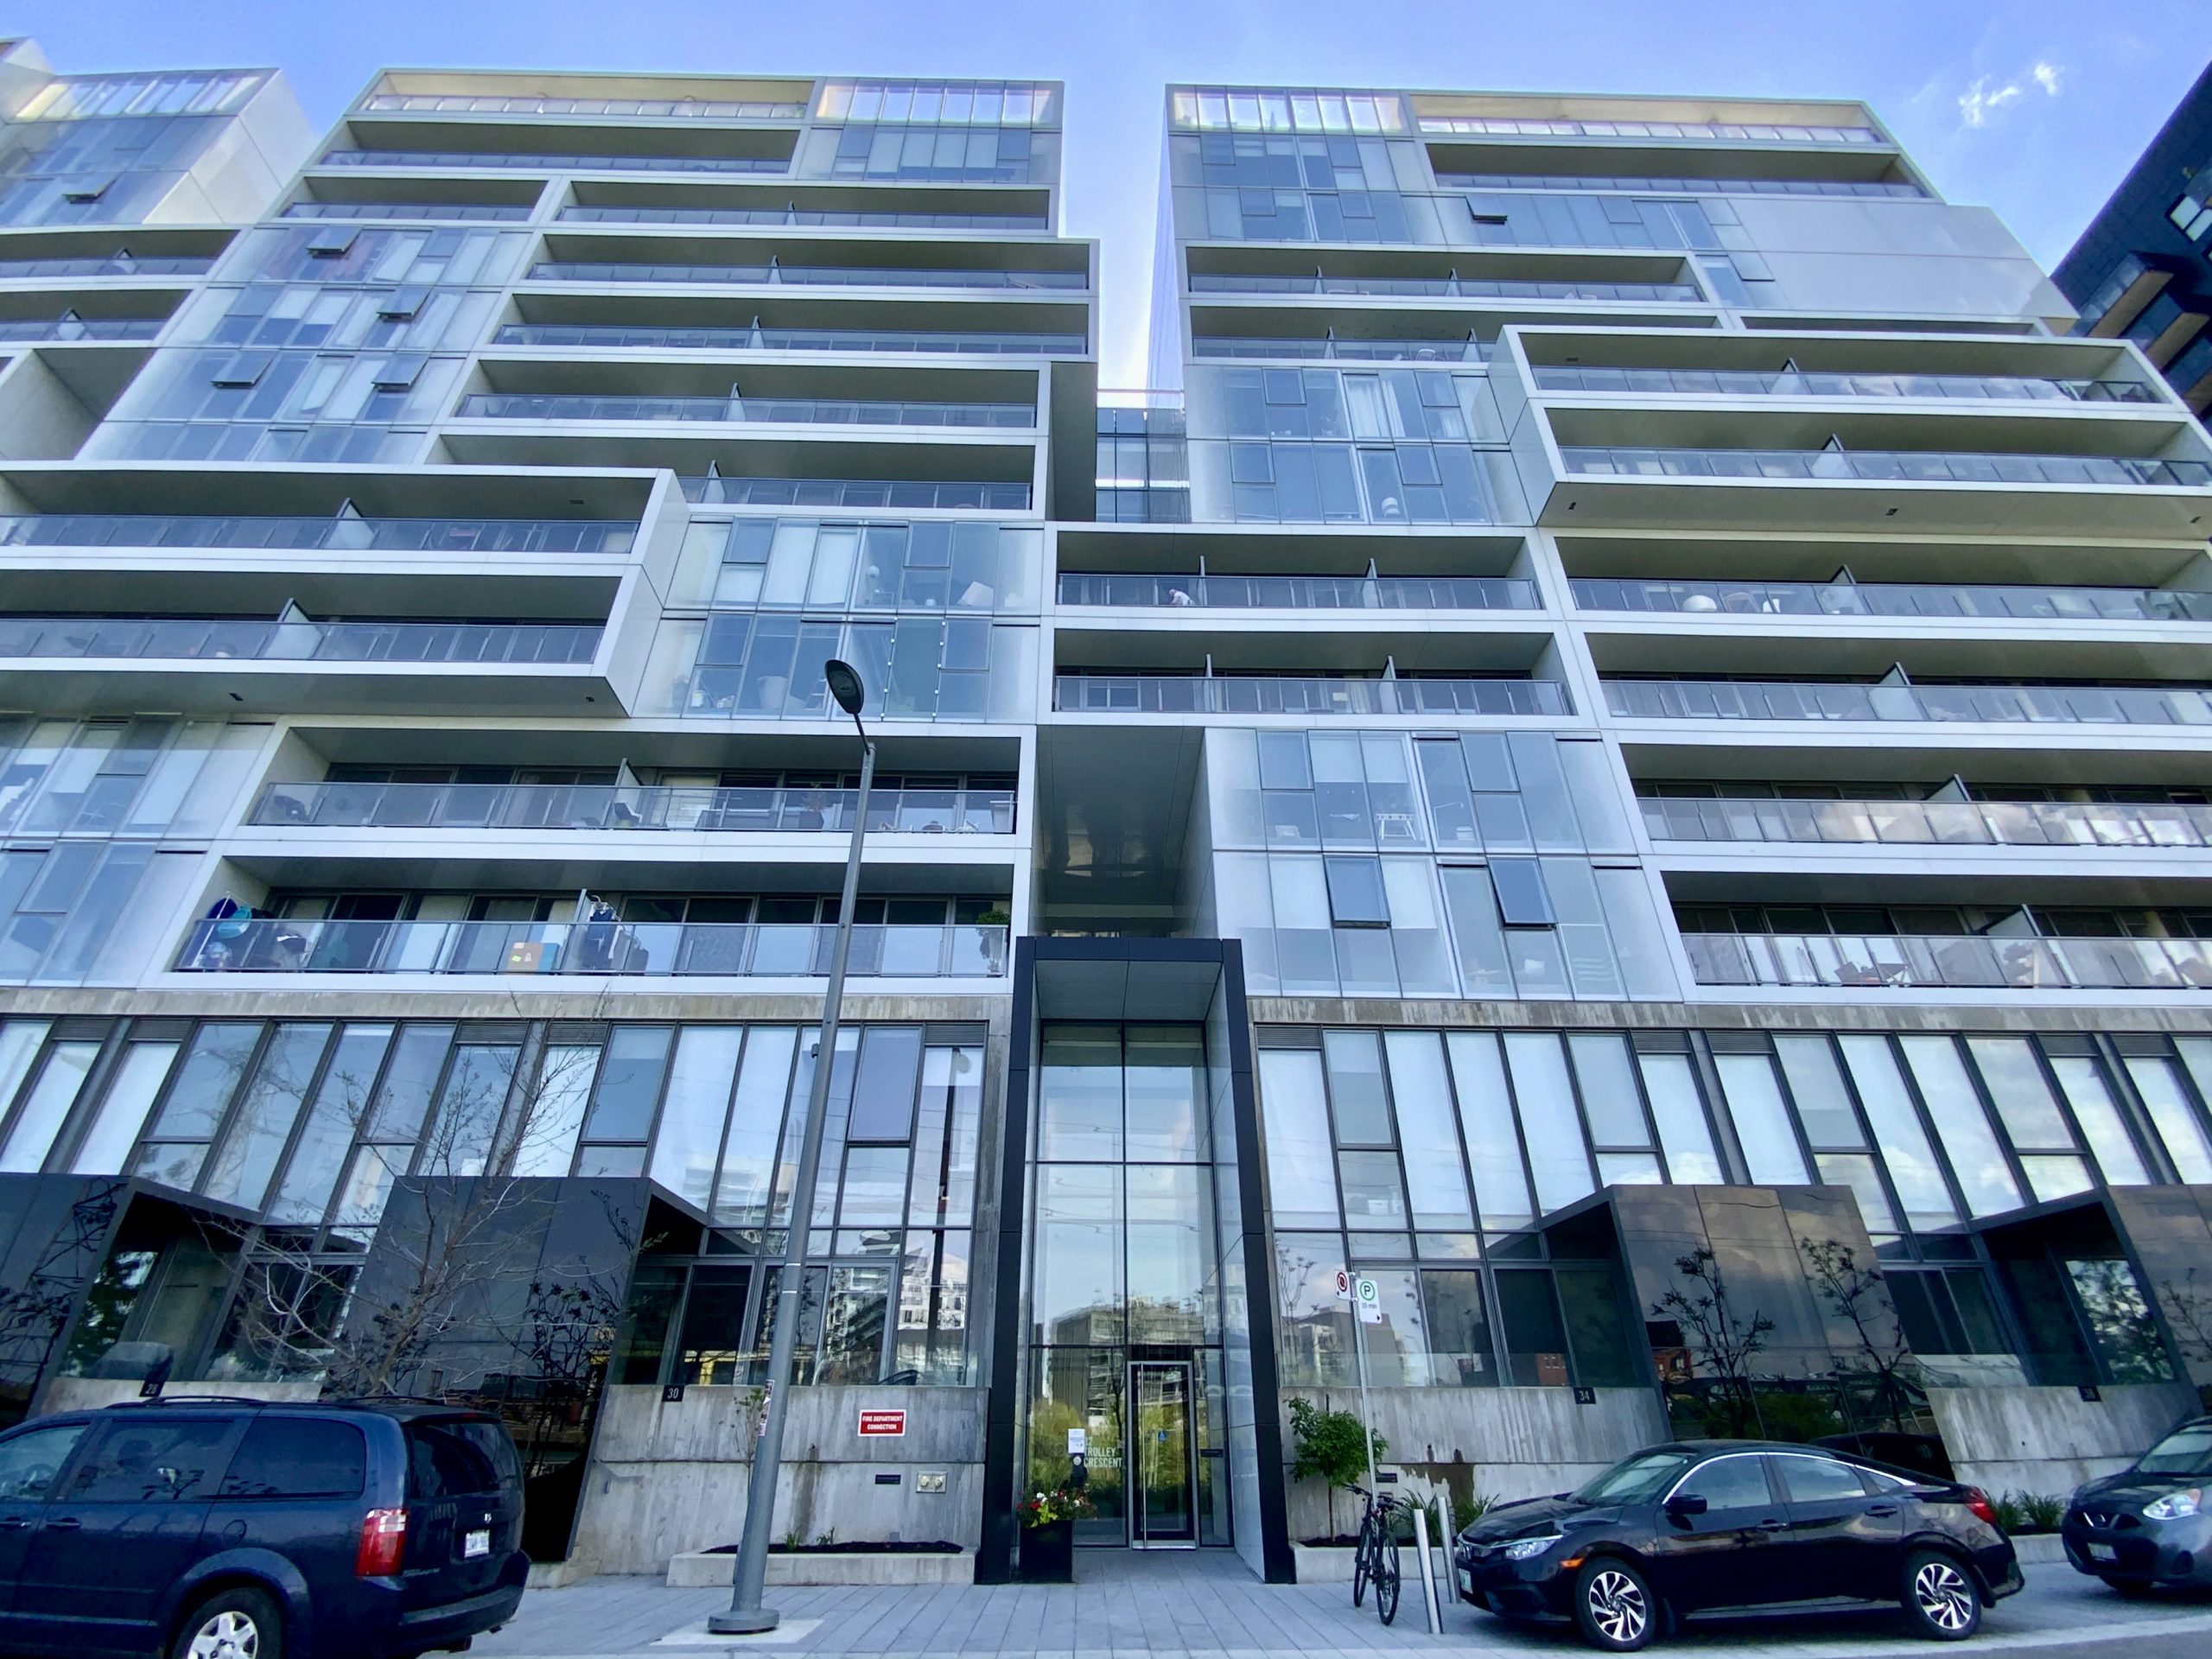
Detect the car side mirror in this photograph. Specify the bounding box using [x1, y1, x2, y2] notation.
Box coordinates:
[1664, 1492, 1708, 1518]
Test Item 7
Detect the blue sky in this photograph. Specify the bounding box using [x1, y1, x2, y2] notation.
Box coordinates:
[19, 0, 2212, 385]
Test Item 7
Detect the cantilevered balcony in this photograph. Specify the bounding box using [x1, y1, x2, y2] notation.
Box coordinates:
[1057, 572, 1538, 610]
[1573, 577, 2212, 624]
[0, 615, 599, 664]
[1641, 796, 2212, 850]
[525, 258, 1084, 290]
[0, 315, 162, 341]
[1562, 447, 2210, 488]
[450, 391, 1035, 429]
[322, 149, 791, 175]
[1603, 679, 2212, 727]
[356, 92, 809, 118]
[1053, 672, 1568, 715]
[679, 474, 1030, 510]
[1684, 931, 2212, 993]
[0, 512, 637, 554]
[494, 322, 1084, 355]
[0, 254, 213, 279]
[1533, 367, 2159, 404]
[251, 779, 1015, 835]
[1188, 271, 1701, 302]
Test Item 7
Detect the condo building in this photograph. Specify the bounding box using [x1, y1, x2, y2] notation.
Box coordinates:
[0, 48, 2209, 1586]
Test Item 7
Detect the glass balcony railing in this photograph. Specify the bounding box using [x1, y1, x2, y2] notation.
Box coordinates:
[554, 205, 1048, 231]
[1056, 573, 1539, 609]
[1642, 796, 2212, 850]
[678, 476, 1032, 510]
[0, 514, 637, 553]
[0, 617, 601, 665]
[495, 322, 1085, 355]
[0, 317, 162, 341]
[1572, 578, 2212, 623]
[251, 780, 1016, 835]
[1053, 674, 1568, 715]
[1604, 679, 2212, 726]
[1442, 172, 1923, 200]
[1187, 272, 1703, 302]
[321, 149, 789, 175]
[1192, 336, 1485, 362]
[453, 391, 1036, 429]
[1684, 931, 2212, 993]
[358, 92, 808, 118]
[0, 256, 212, 278]
[1533, 366, 2161, 403]
[1560, 446, 2212, 487]
[176, 917, 1007, 978]
[1414, 115, 1885, 143]
[525, 258, 1084, 289]
[283, 201, 533, 222]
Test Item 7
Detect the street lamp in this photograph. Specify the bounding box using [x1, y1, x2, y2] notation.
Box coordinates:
[711, 659, 875, 1635]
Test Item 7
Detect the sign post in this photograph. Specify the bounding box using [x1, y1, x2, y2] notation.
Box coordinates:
[1338, 1269, 1382, 1494]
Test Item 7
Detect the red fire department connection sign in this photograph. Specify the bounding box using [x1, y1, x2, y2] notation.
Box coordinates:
[856, 1409, 907, 1437]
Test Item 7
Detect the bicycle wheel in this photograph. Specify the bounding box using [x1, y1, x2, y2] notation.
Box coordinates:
[1351, 1514, 1372, 1606]
[1374, 1535, 1402, 1627]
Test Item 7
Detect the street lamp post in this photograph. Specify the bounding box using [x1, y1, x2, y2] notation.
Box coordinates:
[710, 658, 875, 1635]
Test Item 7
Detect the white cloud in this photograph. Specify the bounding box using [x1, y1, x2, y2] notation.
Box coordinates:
[1958, 58, 2065, 128]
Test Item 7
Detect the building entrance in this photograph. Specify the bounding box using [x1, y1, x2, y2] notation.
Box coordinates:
[1129, 1359, 1197, 1546]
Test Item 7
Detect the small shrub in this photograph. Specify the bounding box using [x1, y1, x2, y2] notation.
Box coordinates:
[1989, 1492, 2029, 1534]
[2002, 1491, 2067, 1534]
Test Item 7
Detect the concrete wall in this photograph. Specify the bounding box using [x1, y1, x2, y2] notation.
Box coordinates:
[38, 1377, 322, 1414]
[568, 1383, 986, 1576]
[1929, 1382, 2198, 1497]
[1277, 1385, 1667, 1541]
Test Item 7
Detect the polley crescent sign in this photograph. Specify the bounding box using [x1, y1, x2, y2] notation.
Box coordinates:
[857, 1408, 907, 1437]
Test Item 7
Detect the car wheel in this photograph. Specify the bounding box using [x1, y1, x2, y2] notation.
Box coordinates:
[1901, 1549, 1981, 1641]
[171, 1587, 283, 1659]
[1571, 1558, 1656, 1653]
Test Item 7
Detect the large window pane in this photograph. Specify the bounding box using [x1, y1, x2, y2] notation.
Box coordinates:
[1040, 1024, 1122, 1160]
[1567, 1034, 1647, 1147]
[717, 1026, 796, 1224]
[1899, 1037, 2022, 1216]
[1321, 1029, 1391, 1145]
[201, 1023, 331, 1209]
[2048, 1055, 2151, 1185]
[266, 1027, 391, 1219]
[1503, 1033, 1592, 1214]
[1034, 1166, 1122, 1342]
[1838, 1036, 1957, 1230]
[1421, 1269, 1495, 1386]
[418, 1044, 518, 1178]
[2129, 1050, 2212, 1184]
[1713, 1052, 1809, 1185]
[512, 1042, 597, 1178]
[1127, 1025, 1205, 1161]
[1382, 1031, 1471, 1227]
[849, 1027, 922, 1141]
[1495, 1268, 1571, 1386]
[72, 1040, 181, 1175]
[1967, 1039, 2075, 1151]
[1445, 1033, 1532, 1229]
[1128, 1164, 1213, 1342]
[146, 1023, 260, 1141]
[675, 1264, 753, 1386]
[1774, 1036, 1862, 1149]
[1638, 1052, 1722, 1182]
[0, 1040, 99, 1174]
[649, 1026, 741, 1208]
[581, 1026, 673, 1143]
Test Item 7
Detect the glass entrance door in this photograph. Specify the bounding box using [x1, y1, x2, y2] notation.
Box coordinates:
[1128, 1360, 1197, 1546]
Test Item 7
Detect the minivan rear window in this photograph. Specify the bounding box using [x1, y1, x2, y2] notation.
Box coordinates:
[405, 1418, 519, 1499]
[219, 1419, 366, 1498]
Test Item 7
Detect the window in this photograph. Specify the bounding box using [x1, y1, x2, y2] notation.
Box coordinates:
[1488, 858, 1554, 925]
[1676, 1454, 1774, 1510]
[62, 175, 115, 203]
[0, 1421, 87, 1499]
[67, 1418, 235, 1503]
[218, 1418, 365, 1498]
[1324, 855, 1389, 926]
[369, 353, 426, 391]
[306, 226, 357, 257]
[211, 351, 274, 389]
[1774, 1454, 1870, 1503]
[376, 285, 429, 320]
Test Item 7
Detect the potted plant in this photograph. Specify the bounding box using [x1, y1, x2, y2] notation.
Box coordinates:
[975, 906, 1012, 975]
[1014, 1486, 1092, 1582]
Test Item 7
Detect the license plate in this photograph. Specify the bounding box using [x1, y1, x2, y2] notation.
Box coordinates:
[2088, 1542, 2117, 1562]
[463, 1529, 491, 1560]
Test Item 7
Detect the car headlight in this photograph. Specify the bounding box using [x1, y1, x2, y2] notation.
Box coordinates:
[2144, 1489, 2202, 1521]
[1503, 1533, 1561, 1560]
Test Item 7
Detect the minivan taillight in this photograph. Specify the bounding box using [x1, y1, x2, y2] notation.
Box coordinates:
[357, 1507, 407, 1577]
[1965, 1488, 2000, 1528]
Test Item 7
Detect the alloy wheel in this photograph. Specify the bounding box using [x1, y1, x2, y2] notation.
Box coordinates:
[1586, 1569, 1648, 1646]
[188, 1611, 261, 1659]
[1913, 1560, 1974, 1632]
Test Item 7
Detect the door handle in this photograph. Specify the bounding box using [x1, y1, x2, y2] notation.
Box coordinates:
[1866, 1503, 1899, 1517]
[1757, 1518, 1788, 1531]
[0, 1517, 29, 1531]
[45, 1516, 81, 1530]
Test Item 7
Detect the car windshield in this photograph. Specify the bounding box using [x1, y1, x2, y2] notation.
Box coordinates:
[2137, 1424, 2212, 1477]
[1573, 1449, 1699, 1503]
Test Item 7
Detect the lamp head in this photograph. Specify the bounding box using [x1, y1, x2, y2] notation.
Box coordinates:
[824, 658, 866, 718]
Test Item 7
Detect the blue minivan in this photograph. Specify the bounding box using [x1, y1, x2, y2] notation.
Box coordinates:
[0, 1397, 527, 1659]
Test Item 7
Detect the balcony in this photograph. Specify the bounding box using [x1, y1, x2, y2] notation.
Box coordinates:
[1192, 337, 1485, 362]
[1642, 796, 2212, 850]
[1052, 674, 1569, 715]
[1604, 679, 2212, 727]
[283, 201, 534, 222]
[251, 779, 1015, 835]
[1056, 573, 1539, 610]
[0, 317, 162, 342]
[0, 513, 638, 554]
[1561, 447, 2212, 487]
[1535, 367, 2160, 404]
[678, 475, 1031, 510]
[1413, 115, 1885, 143]
[0, 616, 600, 664]
[1684, 931, 2212, 994]
[321, 149, 791, 175]
[1188, 272, 1701, 302]
[525, 259, 1084, 290]
[0, 256, 212, 278]
[1573, 578, 2212, 624]
[554, 204, 1048, 231]
[494, 322, 1084, 355]
[175, 917, 1007, 979]
[357, 92, 808, 118]
[451, 392, 1035, 429]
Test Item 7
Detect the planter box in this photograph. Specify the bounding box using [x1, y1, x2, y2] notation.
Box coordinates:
[2012, 1534, 2067, 1567]
[1020, 1518, 1074, 1583]
[665, 1549, 969, 1587]
[1291, 1542, 1356, 1584]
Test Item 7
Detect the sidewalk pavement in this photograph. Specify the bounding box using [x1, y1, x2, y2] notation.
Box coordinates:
[476, 1550, 2212, 1659]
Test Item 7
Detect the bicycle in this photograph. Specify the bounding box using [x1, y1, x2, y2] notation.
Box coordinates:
[1348, 1482, 1403, 1626]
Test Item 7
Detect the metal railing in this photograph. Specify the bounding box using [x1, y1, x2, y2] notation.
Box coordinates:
[1603, 678, 2212, 726]
[0, 617, 600, 664]
[1560, 446, 2212, 487]
[1684, 931, 2212, 993]
[1444, 172, 1923, 200]
[358, 92, 807, 118]
[1192, 336, 1485, 362]
[251, 780, 1015, 835]
[678, 476, 1031, 510]
[525, 258, 1082, 289]
[454, 392, 1035, 429]
[1187, 272, 1702, 302]
[553, 205, 1048, 230]
[0, 514, 637, 553]
[1053, 675, 1569, 715]
[1056, 573, 1539, 609]
[0, 255, 211, 277]
[0, 317, 161, 341]
[1533, 366, 2160, 403]
[1414, 115, 1885, 143]
[1571, 578, 2212, 623]
[283, 201, 533, 221]
[176, 917, 1007, 978]
[1642, 796, 2212, 850]
[494, 322, 1084, 355]
[321, 149, 789, 174]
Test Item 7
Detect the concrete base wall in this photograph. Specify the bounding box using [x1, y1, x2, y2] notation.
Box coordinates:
[568, 1384, 985, 1577]
[1929, 1382, 2198, 1497]
[37, 1377, 323, 1414]
[666, 1548, 970, 1586]
[1278, 1386, 1667, 1541]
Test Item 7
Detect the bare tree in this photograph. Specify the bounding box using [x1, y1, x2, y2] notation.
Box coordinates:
[2155, 1267, 2212, 1374]
[1652, 1248, 1774, 1439]
[1799, 1235, 1914, 1433]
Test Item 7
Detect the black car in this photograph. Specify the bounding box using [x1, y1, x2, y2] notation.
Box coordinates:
[1452, 1440, 2023, 1651]
[0, 1397, 528, 1659]
[2063, 1414, 2212, 1594]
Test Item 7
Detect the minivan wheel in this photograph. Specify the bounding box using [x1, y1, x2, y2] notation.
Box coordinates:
[172, 1587, 282, 1659]
[1571, 1558, 1656, 1652]
[1901, 1550, 1981, 1641]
